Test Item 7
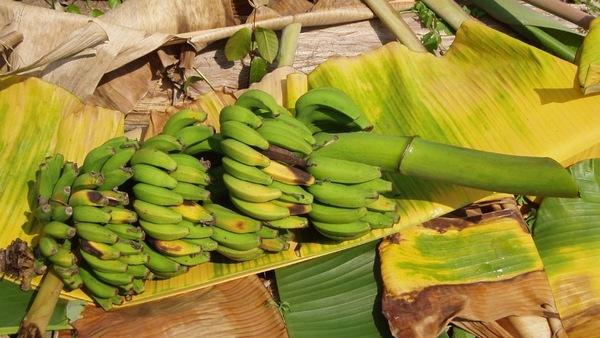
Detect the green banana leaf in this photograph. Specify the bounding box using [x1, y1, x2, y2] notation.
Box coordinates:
[577, 17, 600, 95]
[468, 0, 584, 62]
[275, 241, 392, 338]
[0, 279, 84, 335]
[533, 159, 600, 336]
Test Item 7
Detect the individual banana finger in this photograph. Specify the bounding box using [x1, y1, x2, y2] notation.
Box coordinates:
[38, 235, 59, 257]
[142, 242, 182, 274]
[203, 203, 261, 234]
[216, 246, 264, 262]
[139, 220, 190, 240]
[72, 171, 104, 192]
[50, 203, 73, 222]
[269, 181, 313, 204]
[101, 146, 137, 173]
[261, 160, 314, 186]
[307, 182, 378, 208]
[366, 195, 398, 212]
[176, 124, 215, 149]
[219, 104, 263, 128]
[42, 221, 76, 239]
[99, 190, 130, 206]
[308, 203, 368, 224]
[230, 196, 290, 221]
[148, 238, 201, 257]
[98, 167, 134, 191]
[307, 155, 381, 184]
[221, 138, 271, 167]
[257, 123, 313, 155]
[105, 223, 145, 241]
[353, 177, 393, 193]
[222, 156, 273, 185]
[264, 216, 309, 229]
[51, 162, 79, 204]
[166, 252, 210, 266]
[184, 237, 219, 251]
[48, 247, 77, 268]
[210, 227, 260, 251]
[130, 148, 177, 171]
[73, 206, 111, 224]
[169, 153, 209, 172]
[221, 120, 269, 150]
[182, 135, 222, 155]
[272, 200, 312, 215]
[170, 201, 213, 224]
[223, 173, 281, 202]
[79, 266, 119, 299]
[126, 264, 151, 278]
[102, 207, 138, 224]
[257, 225, 278, 239]
[171, 182, 211, 201]
[80, 250, 128, 273]
[169, 165, 211, 185]
[33, 204, 53, 222]
[76, 222, 119, 244]
[260, 237, 290, 252]
[112, 239, 143, 255]
[179, 220, 213, 239]
[274, 113, 316, 144]
[69, 190, 109, 207]
[118, 253, 149, 266]
[151, 266, 189, 279]
[92, 270, 134, 287]
[142, 134, 183, 152]
[132, 164, 178, 189]
[312, 221, 370, 240]
[80, 239, 121, 260]
[133, 183, 184, 206]
[81, 145, 116, 174]
[134, 200, 183, 224]
[162, 109, 207, 136]
[361, 211, 398, 229]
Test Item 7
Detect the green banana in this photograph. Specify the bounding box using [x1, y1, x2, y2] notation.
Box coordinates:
[261, 118, 312, 146]
[69, 190, 109, 207]
[91, 296, 114, 311]
[80, 239, 121, 260]
[223, 173, 281, 202]
[175, 124, 215, 148]
[126, 264, 151, 278]
[75, 222, 119, 244]
[73, 205, 111, 223]
[169, 153, 208, 172]
[183, 134, 222, 155]
[274, 114, 316, 144]
[48, 247, 77, 268]
[81, 145, 116, 174]
[184, 237, 219, 251]
[80, 250, 128, 273]
[261, 160, 314, 186]
[219, 104, 263, 128]
[105, 223, 145, 241]
[166, 252, 210, 266]
[260, 237, 289, 252]
[62, 273, 84, 290]
[264, 216, 309, 229]
[179, 220, 213, 238]
[130, 148, 177, 171]
[162, 109, 207, 136]
[235, 89, 287, 116]
[97, 167, 134, 191]
[142, 134, 183, 152]
[222, 157, 273, 185]
[308, 203, 368, 223]
[72, 171, 104, 192]
[36, 163, 55, 204]
[38, 235, 59, 257]
[152, 267, 189, 279]
[148, 238, 201, 257]
[269, 181, 313, 204]
[79, 267, 119, 298]
[139, 220, 190, 240]
[169, 201, 213, 224]
[257, 122, 313, 155]
[172, 182, 211, 201]
[101, 146, 137, 173]
[210, 226, 260, 251]
[92, 269, 133, 287]
[52, 265, 79, 278]
[103, 207, 138, 224]
[51, 162, 78, 204]
[43, 221, 76, 239]
[366, 195, 398, 212]
[312, 220, 371, 240]
[142, 242, 182, 273]
[132, 278, 146, 294]
[101, 136, 130, 148]
[221, 120, 269, 150]
[99, 190, 129, 206]
[361, 211, 398, 229]
[215, 246, 264, 262]
[307, 155, 381, 184]
[203, 203, 261, 234]
[353, 177, 393, 193]
[50, 203, 73, 222]
[307, 182, 378, 208]
[112, 239, 143, 255]
[230, 196, 290, 221]
[272, 200, 312, 215]
[133, 183, 184, 206]
[257, 226, 278, 239]
[33, 204, 52, 222]
[169, 165, 211, 185]
[134, 200, 183, 224]
[118, 252, 149, 266]
[220, 139, 271, 167]
[132, 164, 178, 189]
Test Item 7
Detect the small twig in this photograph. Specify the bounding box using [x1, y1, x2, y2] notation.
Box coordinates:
[192, 67, 216, 92]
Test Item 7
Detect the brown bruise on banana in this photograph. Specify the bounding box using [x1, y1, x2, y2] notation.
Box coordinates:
[261, 145, 308, 168]
[79, 240, 104, 258]
[87, 191, 106, 205]
[382, 271, 558, 338]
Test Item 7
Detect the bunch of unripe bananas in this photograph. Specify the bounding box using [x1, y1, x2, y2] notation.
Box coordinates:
[31, 86, 399, 309]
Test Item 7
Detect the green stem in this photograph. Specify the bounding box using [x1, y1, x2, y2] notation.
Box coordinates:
[362, 0, 428, 52]
[313, 133, 579, 197]
[521, 0, 594, 29]
[421, 0, 471, 31]
[277, 23, 302, 68]
[18, 271, 63, 338]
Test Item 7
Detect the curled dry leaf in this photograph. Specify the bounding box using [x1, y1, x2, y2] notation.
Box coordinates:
[380, 198, 562, 338]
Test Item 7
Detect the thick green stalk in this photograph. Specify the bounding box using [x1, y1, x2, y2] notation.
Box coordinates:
[421, 0, 470, 30]
[313, 133, 579, 197]
[277, 23, 302, 68]
[18, 271, 63, 338]
[362, 0, 428, 52]
[521, 0, 594, 29]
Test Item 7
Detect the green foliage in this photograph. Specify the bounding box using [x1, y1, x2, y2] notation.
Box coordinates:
[575, 0, 600, 16]
[65, 4, 81, 14]
[413, 1, 453, 53]
[182, 76, 204, 94]
[224, 25, 280, 84]
[225, 28, 253, 61]
[90, 8, 104, 17]
[254, 27, 279, 63]
[108, 0, 123, 9]
[249, 57, 268, 84]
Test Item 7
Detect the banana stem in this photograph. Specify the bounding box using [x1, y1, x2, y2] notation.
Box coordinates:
[18, 270, 63, 338]
[421, 0, 471, 31]
[362, 0, 428, 52]
[277, 23, 302, 68]
[313, 133, 579, 197]
[521, 0, 594, 29]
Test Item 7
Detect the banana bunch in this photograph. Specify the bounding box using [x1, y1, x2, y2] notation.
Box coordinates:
[131, 109, 218, 279]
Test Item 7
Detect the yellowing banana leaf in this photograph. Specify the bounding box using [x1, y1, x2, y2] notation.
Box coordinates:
[380, 198, 559, 338]
[577, 17, 600, 95]
[0, 76, 124, 250]
[275, 241, 391, 338]
[532, 159, 600, 337]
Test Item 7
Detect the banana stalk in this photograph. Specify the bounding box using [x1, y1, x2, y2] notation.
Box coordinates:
[17, 271, 63, 338]
[314, 133, 578, 197]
